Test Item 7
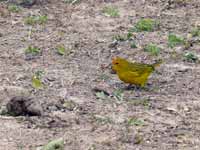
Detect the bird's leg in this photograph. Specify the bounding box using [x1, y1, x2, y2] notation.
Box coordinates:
[125, 84, 149, 91]
[139, 85, 150, 91]
[135, 85, 144, 91]
[124, 84, 135, 90]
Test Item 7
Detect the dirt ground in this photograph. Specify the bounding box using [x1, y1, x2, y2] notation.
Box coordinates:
[0, 0, 200, 149]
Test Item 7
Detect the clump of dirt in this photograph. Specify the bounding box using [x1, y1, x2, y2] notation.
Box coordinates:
[7, 0, 49, 8]
[6, 96, 43, 116]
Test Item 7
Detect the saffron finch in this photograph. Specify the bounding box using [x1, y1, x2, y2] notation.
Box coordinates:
[112, 57, 162, 87]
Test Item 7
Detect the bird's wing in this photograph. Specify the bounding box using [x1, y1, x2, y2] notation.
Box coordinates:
[127, 64, 145, 75]
[128, 63, 152, 75]
[125, 70, 140, 77]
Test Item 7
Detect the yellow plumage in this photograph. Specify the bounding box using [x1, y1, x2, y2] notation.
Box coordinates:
[112, 57, 162, 87]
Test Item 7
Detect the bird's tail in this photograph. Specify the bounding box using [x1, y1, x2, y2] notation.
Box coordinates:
[152, 59, 163, 68]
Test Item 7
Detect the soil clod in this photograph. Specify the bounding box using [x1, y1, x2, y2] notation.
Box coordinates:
[6, 96, 43, 116]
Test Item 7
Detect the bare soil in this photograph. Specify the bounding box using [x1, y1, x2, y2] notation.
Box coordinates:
[0, 0, 200, 149]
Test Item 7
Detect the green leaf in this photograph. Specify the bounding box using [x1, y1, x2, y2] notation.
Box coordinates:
[93, 115, 113, 125]
[8, 4, 21, 13]
[168, 34, 185, 48]
[63, 0, 80, 4]
[130, 41, 137, 48]
[191, 27, 200, 37]
[57, 45, 66, 55]
[184, 52, 198, 62]
[25, 15, 48, 25]
[127, 32, 133, 39]
[113, 34, 127, 41]
[127, 118, 144, 126]
[32, 76, 43, 89]
[134, 18, 159, 32]
[102, 6, 119, 17]
[130, 99, 150, 107]
[35, 70, 45, 78]
[42, 138, 64, 150]
[25, 46, 40, 55]
[95, 92, 107, 100]
[113, 89, 124, 101]
[144, 43, 160, 56]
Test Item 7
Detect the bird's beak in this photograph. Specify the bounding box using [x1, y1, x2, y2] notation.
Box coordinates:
[112, 57, 118, 64]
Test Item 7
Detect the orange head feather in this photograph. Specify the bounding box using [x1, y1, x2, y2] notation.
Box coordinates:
[112, 57, 129, 72]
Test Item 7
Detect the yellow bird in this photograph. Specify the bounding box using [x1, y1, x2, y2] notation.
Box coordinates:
[112, 57, 162, 87]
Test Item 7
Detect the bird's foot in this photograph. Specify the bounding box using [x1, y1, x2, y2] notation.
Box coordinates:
[124, 84, 135, 90]
[125, 84, 150, 91]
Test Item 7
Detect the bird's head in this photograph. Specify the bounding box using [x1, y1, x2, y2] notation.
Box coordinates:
[112, 57, 129, 72]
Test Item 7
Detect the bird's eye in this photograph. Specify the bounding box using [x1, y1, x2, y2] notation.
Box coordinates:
[115, 62, 119, 65]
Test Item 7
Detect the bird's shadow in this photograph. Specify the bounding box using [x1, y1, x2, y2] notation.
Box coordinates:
[123, 83, 153, 91]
